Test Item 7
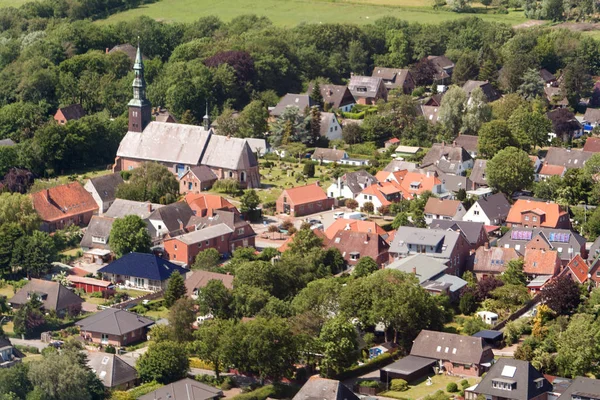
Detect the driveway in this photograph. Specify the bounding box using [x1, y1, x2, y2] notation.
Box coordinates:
[120, 345, 149, 366]
[10, 338, 48, 350]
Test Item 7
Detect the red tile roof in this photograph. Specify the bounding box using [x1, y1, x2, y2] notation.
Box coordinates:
[523, 249, 561, 276]
[360, 181, 403, 206]
[385, 138, 400, 144]
[424, 198, 462, 217]
[539, 164, 566, 177]
[184, 193, 237, 216]
[325, 219, 387, 240]
[507, 199, 568, 228]
[559, 254, 588, 283]
[398, 171, 441, 199]
[584, 137, 600, 153]
[327, 230, 390, 265]
[31, 182, 98, 223]
[280, 183, 328, 205]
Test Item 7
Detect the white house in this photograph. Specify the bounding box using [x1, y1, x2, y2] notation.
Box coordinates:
[84, 173, 124, 214]
[339, 158, 370, 166]
[320, 112, 342, 141]
[326, 170, 376, 199]
[462, 193, 511, 226]
[423, 198, 467, 225]
[356, 182, 403, 213]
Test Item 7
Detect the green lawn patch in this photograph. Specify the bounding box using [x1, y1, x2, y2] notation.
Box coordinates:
[381, 374, 478, 400]
[232, 383, 300, 400]
[0, 284, 14, 298]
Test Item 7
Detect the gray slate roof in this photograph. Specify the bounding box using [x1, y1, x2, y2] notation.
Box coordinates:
[201, 134, 258, 170]
[556, 376, 600, 400]
[372, 67, 412, 89]
[389, 227, 460, 260]
[80, 216, 114, 249]
[76, 308, 154, 336]
[387, 254, 447, 283]
[474, 193, 511, 222]
[87, 352, 138, 388]
[421, 143, 472, 175]
[88, 173, 124, 202]
[348, 75, 385, 99]
[185, 165, 218, 182]
[271, 94, 314, 117]
[420, 105, 440, 123]
[292, 377, 359, 400]
[497, 227, 586, 262]
[384, 160, 418, 172]
[307, 83, 355, 109]
[462, 80, 500, 102]
[411, 330, 492, 365]
[174, 224, 233, 245]
[9, 279, 84, 312]
[454, 135, 478, 154]
[139, 378, 223, 400]
[312, 148, 347, 162]
[473, 358, 552, 400]
[341, 170, 377, 195]
[149, 202, 195, 234]
[583, 108, 600, 124]
[382, 355, 436, 375]
[104, 199, 163, 220]
[544, 147, 594, 169]
[429, 219, 486, 246]
[470, 159, 488, 186]
[438, 172, 471, 193]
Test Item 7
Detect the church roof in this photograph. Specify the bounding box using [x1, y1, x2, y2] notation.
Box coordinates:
[201, 134, 258, 170]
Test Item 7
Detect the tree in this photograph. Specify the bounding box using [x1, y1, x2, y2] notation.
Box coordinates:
[459, 291, 478, 315]
[348, 40, 368, 75]
[411, 58, 437, 86]
[215, 107, 240, 137]
[346, 199, 358, 210]
[238, 100, 269, 139]
[115, 162, 179, 204]
[556, 313, 600, 377]
[342, 123, 362, 144]
[487, 147, 534, 195]
[287, 228, 323, 255]
[309, 106, 321, 145]
[191, 319, 235, 380]
[518, 68, 545, 100]
[391, 212, 410, 229]
[310, 82, 324, 109]
[0, 193, 39, 233]
[291, 278, 343, 317]
[508, 107, 552, 152]
[270, 107, 310, 147]
[448, 0, 471, 11]
[168, 297, 196, 342]
[561, 60, 593, 109]
[137, 341, 189, 384]
[438, 86, 467, 135]
[0, 363, 32, 399]
[542, 275, 581, 315]
[491, 93, 529, 120]
[303, 162, 315, 178]
[0, 223, 24, 277]
[192, 248, 221, 271]
[502, 259, 527, 286]
[542, 0, 564, 21]
[108, 215, 151, 258]
[240, 189, 260, 213]
[362, 201, 374, 215]
[319, 316, 359, 377]
[353, 256, 379, 278]
[462, 317, 489, 335]
[11, 231, 57, 278]
[13, 294, 45, 338]
[164, 271, 186, 308]
[452, 52, 479, 86]
[197, 279, 233, 319]
[477, 120, 517, 159]
[461, 87, 491, 135]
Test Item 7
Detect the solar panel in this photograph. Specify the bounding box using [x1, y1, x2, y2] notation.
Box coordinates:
[512, 230, 533, 241]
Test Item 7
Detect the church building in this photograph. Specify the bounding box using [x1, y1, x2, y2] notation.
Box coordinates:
[113, 44, 260, 189]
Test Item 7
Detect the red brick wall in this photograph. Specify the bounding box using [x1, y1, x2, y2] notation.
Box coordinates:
[179, 173, 216, 195]
[442, 361, 484, 377]
[84, 327, 146, 347]
[43, 210, 97, 233]
[276, 194, 334, 217]
[164, 233, 243, 265]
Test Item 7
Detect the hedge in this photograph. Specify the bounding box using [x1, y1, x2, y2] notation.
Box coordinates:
[232, 383, 300, 400]
[334, 352, 395, 381]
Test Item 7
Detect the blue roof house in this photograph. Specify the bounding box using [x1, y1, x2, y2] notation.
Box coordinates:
[98, 253, 189, 292]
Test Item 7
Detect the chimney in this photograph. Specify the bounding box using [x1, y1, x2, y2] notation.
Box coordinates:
[147, 203, 152, 213]
[315, 181, 320, 186]
[44, 189, 50, 202]
[426, 170, 431, 178]
[178, 219, 184, 231]
[412, 267, 417, 275]
[452, 141, 456, 147]
[345, 224, 351, 230]
[105, 48, 109, 54]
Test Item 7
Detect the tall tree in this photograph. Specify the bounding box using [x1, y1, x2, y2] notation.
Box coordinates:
[13, 294, 45, 338]
[168, 297, 196, 342]
[353, 256, 379, 278]
[192, 248, 221, 271]
[542, 275, 581, 315]
[508, 107, 552, 152]
[556, 313, 600, 377]
[310, 83, 324, 109]
[238, 100, 269, 139]
[0, 193, 39, 233]
[438, 86, 467, 135]
[309, 106, 321, 144]
[518, 68, 545, 100]
[137, 341, 190, 384]
[115, 162, 179, 204]
[461, 87, 491, 135]
[164, 270, 186, 308]
[240, 189, 260, 213]
[319, 316, 359, 377]
[191, 319, 235, 380]
[501, 259, 527, 285]
[11, 231, 57, 278]
[562, 60, 593, 108]
[109, 215, 151, 258]
[487, 147, 534, 195]
[197, 279, 233, 319]
[477, 120, 517, 159]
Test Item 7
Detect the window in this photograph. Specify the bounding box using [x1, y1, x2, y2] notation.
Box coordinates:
[533, 262, 537, 267]
[174, 244, 178, 250]
[229, 171, 233, 178]
[205, 240, 209, 245]
[436, 346, 441, 352]
[238, 228, 245, 235]
[533, 216, 537, 222]
[525, 216, 530, 221]
[515, 244, 521, 251]
[101, 334, 109, 344]
[474, 210, 480, 215]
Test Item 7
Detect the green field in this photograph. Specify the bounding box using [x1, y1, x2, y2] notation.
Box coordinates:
[101, 0, 529, 26]
[0, 0, 28, 7]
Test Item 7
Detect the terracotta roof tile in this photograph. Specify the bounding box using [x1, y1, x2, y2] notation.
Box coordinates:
[31, 182, 98, 223]
[325, 218, 387, 240]
[424, 198, 462, 217]
[184, 193, 237, 216]
[507, 199, 568, 228]
[584, 137, 600, 153]
[559, 254, 588, 283]
[523, 249, 561, 276]
[539, 164, 566, 177]
[280, 183, 328, 206]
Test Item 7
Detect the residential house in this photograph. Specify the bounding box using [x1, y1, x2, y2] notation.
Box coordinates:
[506, 199, 570, 229]
[338, 158, 370, 167]
[497, 228, 587, 265]
[437, 172, 472, 199]
[87, 352, 138, 390]
[389, 227, 471, 275]
[423, 198, 466, 224]
[556, 377, 600, 400]
[326, 170, 376, 199]
[384, 138, 400, 148]
[420, 143, 474, 176]
[583, 108, 600, 129]
[9, 279, 84, 317]
[429, 220, 488, 249]
[544, 147, 594, 170]
[427, 55, 455, 85]
[185, 270, 234, 300]
[276, 183, 334, 217]
[454, 135, 479, 158]
[80, 215, 114, 251]
[98, 252, 189, 291]
[178, 165, 218, 194]
[320, 112, 342, 141]
[463, 80, 501, 103]
[377, 169, 444, 199]
[584, 136, 600, 153]
[557, 254, 588, 284]
[462, 193, 511, 226]
[327, 230, 390, 268]
[114, 45, 260, 188]
[292, 377, 359, 400]
[271, 94, 315, 117]
[307, 83, 355, 112]
[588, 235, 600, 261]
[371, 67, 415, 94]
[357, 181, 403, 212]
[588, 258, 600, 287]
[139, 378, 223, 400]
[147, 202, 195, 239]
[53, 104, 86, 124]
[383, 159, 418, 172]
[471, 245, 521, 280]
[540, 69, 557, 86]
[538, 164, 567, 180]
[84, 173, 124, 214]
[77, 308, 154, 347]
[184, 193, 238, 217]
[420, 105, 441, 124]
[107, 43, 146, 61]
[547, 109, 584, 142]
[325, 218, 390, 242]
[410, 330, 493, 377]
[0, 338, 23, 368]
[163, 210, 256, 263]
[152, 106, 177, 123]
[470, 159, 489, 189]
[31, 182, 99, 232]
[544, 86, 569, 108]
[387, 254, 467, 296]
[348, 75, 388, 105]
[311, 148, 348, 164]
[523, 248, 561, 279]
[66, 275, 114, 294]
[104, 199, 162, 220]
[470, 358, 552, 400]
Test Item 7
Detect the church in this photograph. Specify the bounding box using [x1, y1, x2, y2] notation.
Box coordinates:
[113, 45, 261, 189]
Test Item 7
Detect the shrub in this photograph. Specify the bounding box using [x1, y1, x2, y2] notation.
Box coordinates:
[460, 380, 470, 389]
[360, 380, 381, 388]
[105, 345, 116, 354]
[390, 379, 408, 391]
[120, 171, 132, 180]
[412, 87, 426, 97]
[15, 345, 39, 354]
[303, 162, 315, 178]
[446, 383, 458, 393]
[263, 201, 276, 210]
[89, 291, 103, 298]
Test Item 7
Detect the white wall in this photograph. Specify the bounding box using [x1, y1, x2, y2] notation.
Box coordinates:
[462, 202, 492, 225]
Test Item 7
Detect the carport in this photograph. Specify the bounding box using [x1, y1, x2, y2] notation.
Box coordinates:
[380, 355, 437, 384]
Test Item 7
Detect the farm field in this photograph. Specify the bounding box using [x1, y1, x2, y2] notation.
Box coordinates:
[100, 0, 529, 26]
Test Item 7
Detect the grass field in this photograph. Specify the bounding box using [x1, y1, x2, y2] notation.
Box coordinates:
[100, 0, 529, 26]
[381, 374, 478, 400]
[0, 0, 28, 7]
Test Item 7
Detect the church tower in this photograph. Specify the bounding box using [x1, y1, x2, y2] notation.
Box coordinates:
[128, 42, 152, 133]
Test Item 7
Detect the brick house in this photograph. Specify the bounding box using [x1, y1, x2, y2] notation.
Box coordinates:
[306, 83, 355, 112]
[76, 308, 154, 347]
[9, 279, 84, 318]
[523, 248, 562, 278]
[556, 254, 588, 284]
[184, 193, 238, 217]
[163, 210, 256, 264]
[506, 199, 571, 229]
[84, 172, 124, 214]
[276, 183, 334, 217]
[371, 67, 415, 94]
[31, 182, 99, 232]
[326, 230, 390, 268]
[348, 75, 388, 105]
[471, 245, 521, 280]
[423, 198, 466, 224]
[53, 104, 85, 124]
[178, 165, 218, 194]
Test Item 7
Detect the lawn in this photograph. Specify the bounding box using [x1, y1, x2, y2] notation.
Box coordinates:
[0, 284, 14, 298]
[381, 374, 478, 400]
[99, 0, 529, 27]
[0, 0, 28, 7]
[23, 354, 44, 363]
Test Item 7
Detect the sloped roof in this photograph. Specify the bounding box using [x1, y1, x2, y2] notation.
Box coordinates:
[429, 219, 486, 246]
[470, 159, 488, 186]
[348, 75, 386, 98]
[420, 105, 440, 123]
[397, 171, 441, 199]
[583, 137, 600, 153]
[539, 69, 556, 82]
[184, 193, 237, 216]
[312, 148, 347, 162]
[556, 376, 600, 400]
[454, 135, 478, 153]
[424, 198, 463, 217]
[544, 147, 594, 168]
[0, 138, 15, 147]
[539, 164, 566, 177]
[320, 112, 339, 137]
[559, 254, 588, 283]
[411, 330, 492, 365]
[523, 249, 561, 275]
[498, 228, 585, 262]
[474, 358, 552, 400]
[77, 308, 154, 336]
[200, 134, 258, 170]
[475, 193, 511, 221]
[544, 86, 568, 106]
[108, 43, 146, 61]
[372, 67, 412, 89]
[87, 173, 124, 202]
[307, 84, 354, 109]
[57, 104, 86, 121]
[87, 352, 138, 388]
[171, 224, 233, 246]
[327, 230, 389, 263]
[98, 252, 188, 281]
[462, 80, 500, 102]
[31, 182, 99, 223]
[383, 160, 418, 172]
[66, 275, 113, 288]
[271, 94, 314, 117]
[104, 199, 162, 219]
[185, 270, 234, 293]
[292, 377, 359, 400]
[507, 199, 568, 228]
[9, 279, 84, 311]
[148, 202, 195, 233]
[360, 181, 402, 206]
[280, 183, 328, 205]
[583, 108, 600, 124]
[421, 143, 472, 172]
[428, 55, 455, 69]
[80, 216, 114, 249]
[473, 246, 521, 273]
[386, 254, 447, 283]
[390, 227, 460, 259]
[325, 218, 387, 240]
[117, 121, 211, 165]
[139, 378, 223, 400]
[182, 165, 217, 183]
[340, 170, 377, 195]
